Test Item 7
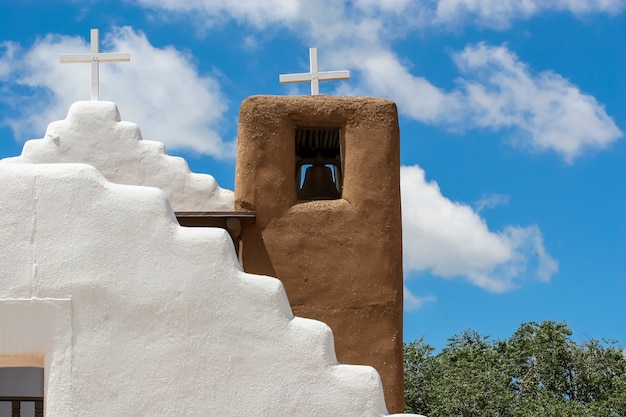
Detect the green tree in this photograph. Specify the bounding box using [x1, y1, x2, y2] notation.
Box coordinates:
[427, 330, 515, 417]
[404, 321, 626, 416]
[404, 336, 435, 413]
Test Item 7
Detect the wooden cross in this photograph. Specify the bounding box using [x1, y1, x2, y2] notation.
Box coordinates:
[279, 48, 350, 95]
[60, 29, 130, 101]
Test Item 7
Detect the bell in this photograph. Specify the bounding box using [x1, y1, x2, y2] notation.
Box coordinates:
[299, 164, 340, 200]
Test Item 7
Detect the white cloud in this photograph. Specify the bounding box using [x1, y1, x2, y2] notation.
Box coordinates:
[0, 27, 233, 158]
[0, 42, 17, 79]
[475, 193, 510, 212]
[334, 47, 462, 123]
[434, 0, 536, 28]
[351, 0, 626, 31]
[452, 43, 622, 161]
[132, 0, 303, 28]
[401, 165, 558, 292]
[132, 0, 625, 32]
[404, 287, 436, 312]
[333, 42, 621, 161]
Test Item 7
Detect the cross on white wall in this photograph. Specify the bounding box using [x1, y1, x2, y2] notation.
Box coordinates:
[60, 29, 130, 101]
[279, 48, 350, 95]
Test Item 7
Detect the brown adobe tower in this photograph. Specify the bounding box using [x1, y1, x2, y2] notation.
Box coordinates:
[234, 95, 404, 413]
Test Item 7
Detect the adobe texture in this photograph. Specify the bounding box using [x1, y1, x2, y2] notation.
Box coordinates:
[235, 95, 404, 412]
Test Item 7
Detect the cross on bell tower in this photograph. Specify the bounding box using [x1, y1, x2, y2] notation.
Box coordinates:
[279, 48, 350, 95]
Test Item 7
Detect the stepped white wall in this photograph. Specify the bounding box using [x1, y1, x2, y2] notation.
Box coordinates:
[0, 162, 423, 416]
[3, 101, 233, 212]
[0, 102, 423, 416]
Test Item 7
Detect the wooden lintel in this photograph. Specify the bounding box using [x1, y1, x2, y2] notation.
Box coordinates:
[175, 211, 256, 228]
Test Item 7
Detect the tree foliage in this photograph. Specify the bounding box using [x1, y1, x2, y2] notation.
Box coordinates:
[404, 321, 626, 416]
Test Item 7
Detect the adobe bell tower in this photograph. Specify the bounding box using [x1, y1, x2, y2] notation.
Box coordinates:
[234, 95, 404, 412]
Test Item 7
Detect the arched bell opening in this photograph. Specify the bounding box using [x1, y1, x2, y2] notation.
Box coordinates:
[295, 126, 343, 201]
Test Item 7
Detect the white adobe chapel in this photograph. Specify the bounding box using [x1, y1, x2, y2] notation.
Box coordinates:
[0, 101, 420, 416]
[0, 100, 422, 417]
[0, 31, 424, 416]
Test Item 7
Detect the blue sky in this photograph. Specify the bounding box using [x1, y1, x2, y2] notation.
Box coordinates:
[0, 0, 624, 351]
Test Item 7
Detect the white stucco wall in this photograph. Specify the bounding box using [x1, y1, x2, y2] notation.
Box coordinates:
[2, 101, 233, 212]
[0, 162, 422, 416]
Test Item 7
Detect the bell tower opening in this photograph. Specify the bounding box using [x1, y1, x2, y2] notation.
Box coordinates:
[295, 126, 342, 201]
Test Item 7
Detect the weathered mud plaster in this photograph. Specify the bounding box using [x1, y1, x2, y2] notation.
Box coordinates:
[235, 95, 405, 413]
[0, 162, 419, 416]
[2, 101, 233, 212]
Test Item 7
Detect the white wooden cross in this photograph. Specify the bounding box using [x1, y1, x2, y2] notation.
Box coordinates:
[60, 29, 130, 101]
[279, 48, 350, 95]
